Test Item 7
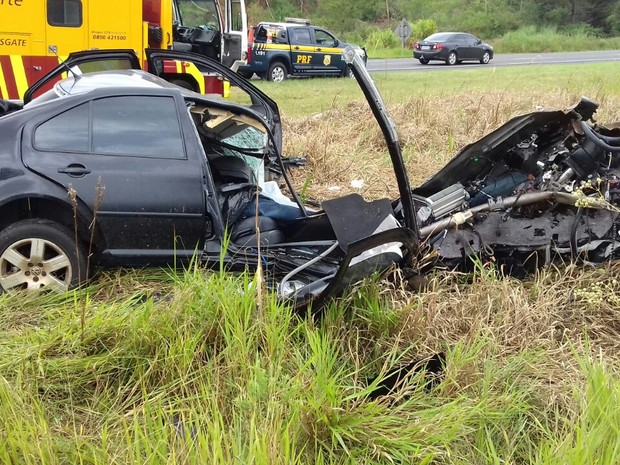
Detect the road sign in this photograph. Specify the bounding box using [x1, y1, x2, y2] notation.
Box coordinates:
[394, 19, 412, 46]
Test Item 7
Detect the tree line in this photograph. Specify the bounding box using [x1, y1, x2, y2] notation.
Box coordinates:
[247, 0, 620, 38]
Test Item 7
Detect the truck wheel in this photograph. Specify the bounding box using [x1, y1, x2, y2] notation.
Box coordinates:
[267, 62, 287, 82]
[237, 70, 253, 79]
[0, 220, 87, 294]
[170, 79, 195, 91]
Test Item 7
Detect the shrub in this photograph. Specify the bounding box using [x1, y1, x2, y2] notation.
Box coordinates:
[412, 18, 437, 42]
[365, 28, 400, 50]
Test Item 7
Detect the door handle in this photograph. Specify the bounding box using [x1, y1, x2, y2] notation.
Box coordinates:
[316, 47, 322, 52]
[57, 164, 91, 177]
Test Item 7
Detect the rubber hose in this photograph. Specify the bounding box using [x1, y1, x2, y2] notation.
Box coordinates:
[579, 121, 620, 153]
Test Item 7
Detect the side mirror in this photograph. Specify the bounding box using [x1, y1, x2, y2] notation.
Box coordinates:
[476, 39, 482, 45]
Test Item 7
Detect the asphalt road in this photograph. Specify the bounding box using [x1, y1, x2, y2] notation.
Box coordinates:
[367, 50, 620, 73]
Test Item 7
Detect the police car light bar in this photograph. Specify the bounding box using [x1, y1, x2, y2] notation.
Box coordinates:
[284, 17, 311, 25]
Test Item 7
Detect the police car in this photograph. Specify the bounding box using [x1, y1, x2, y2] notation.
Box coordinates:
[237, 18, 367, 82]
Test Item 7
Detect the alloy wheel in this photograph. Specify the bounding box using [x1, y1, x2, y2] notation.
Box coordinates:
[0, 237, 72, 293]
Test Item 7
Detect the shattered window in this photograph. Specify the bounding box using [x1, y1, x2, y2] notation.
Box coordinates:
[221, 127, 267, 183]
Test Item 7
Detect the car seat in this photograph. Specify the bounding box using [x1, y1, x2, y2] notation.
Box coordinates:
[210, 156, 284, 246]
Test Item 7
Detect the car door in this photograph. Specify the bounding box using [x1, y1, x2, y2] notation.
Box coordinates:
[20, 89, 208, 264]
[467, 34, 484, 60]
[288, 27, 315, 75]
[221, 0, 248, 69]
[459, 34, 478, 60]
[311, 28, 342, 76]
[146, 49, 283, 152]
[23, 49, 141, 104]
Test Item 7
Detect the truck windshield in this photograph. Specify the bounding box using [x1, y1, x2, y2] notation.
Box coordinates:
[177, 0, 220, 30]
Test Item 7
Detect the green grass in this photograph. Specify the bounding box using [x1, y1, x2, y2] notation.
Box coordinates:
[2, 266, 620, 463]
[3, 63, 620, 463]
[254, 62, 620, 116]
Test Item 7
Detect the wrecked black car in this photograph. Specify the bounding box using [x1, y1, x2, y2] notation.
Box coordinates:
[1, 47, 619, 306]
[0, 48, 415, 306]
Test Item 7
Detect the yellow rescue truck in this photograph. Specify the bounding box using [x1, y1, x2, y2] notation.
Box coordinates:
[0, 0, 247, 99]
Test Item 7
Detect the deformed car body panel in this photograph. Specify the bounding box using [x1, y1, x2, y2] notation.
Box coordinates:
[403, 96, 620, 275]
[0, 47, 418, 306]
[3, 44, 620, 303]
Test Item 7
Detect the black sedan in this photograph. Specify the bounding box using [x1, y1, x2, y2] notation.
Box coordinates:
[413, 32, 493, 65]
[0, 48, 416, 307]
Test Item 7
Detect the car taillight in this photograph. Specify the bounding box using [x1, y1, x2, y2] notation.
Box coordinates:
[414, 42, 420, 49]
[433, 44, 444, 50]
[247, 45, 252, 63]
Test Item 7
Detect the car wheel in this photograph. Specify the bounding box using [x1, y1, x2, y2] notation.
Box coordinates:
[480, 51, 491, 64]
[0, 220, 87, 294]
[447, 51, 458, 65]
[342, 66, 355, 78]
[419, 57, 429, 65]
[267, 61, 287, 82]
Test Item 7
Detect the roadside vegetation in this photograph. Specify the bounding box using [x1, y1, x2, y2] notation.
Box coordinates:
[3, 63, 620, 462]
[246, 0, 620, 57]
[364, 27, 620, 59]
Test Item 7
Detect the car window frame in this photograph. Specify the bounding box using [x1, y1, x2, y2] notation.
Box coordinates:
[453, 34, 468, 45]
[33, 101, 91, 154]
[312, 28, 337, 47]
[289, 26, 313, 45]
[90, 95, 187, 159]
[47, 0, 83, 28]
[32, 92, 190, 161]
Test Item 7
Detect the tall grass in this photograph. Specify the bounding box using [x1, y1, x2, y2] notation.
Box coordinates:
[2, 66, 620, 463]
[494, 25, 620, 53]
[2, 263, 620, 463]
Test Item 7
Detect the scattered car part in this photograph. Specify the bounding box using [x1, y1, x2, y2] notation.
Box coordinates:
[399, 97, 620, 275]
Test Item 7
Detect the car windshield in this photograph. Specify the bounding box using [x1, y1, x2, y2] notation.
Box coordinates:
[425, 33, 453, 42]
[177, 0, 220, 30]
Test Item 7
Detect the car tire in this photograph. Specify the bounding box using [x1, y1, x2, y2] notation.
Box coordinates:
[480, 51, 491, 64]
[0, 219, 87, 294]
[419, 57, 429, 65]
[447, 51, 458, 65]
[342, 66, 355, 78]
[267, 61, 287, 82]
